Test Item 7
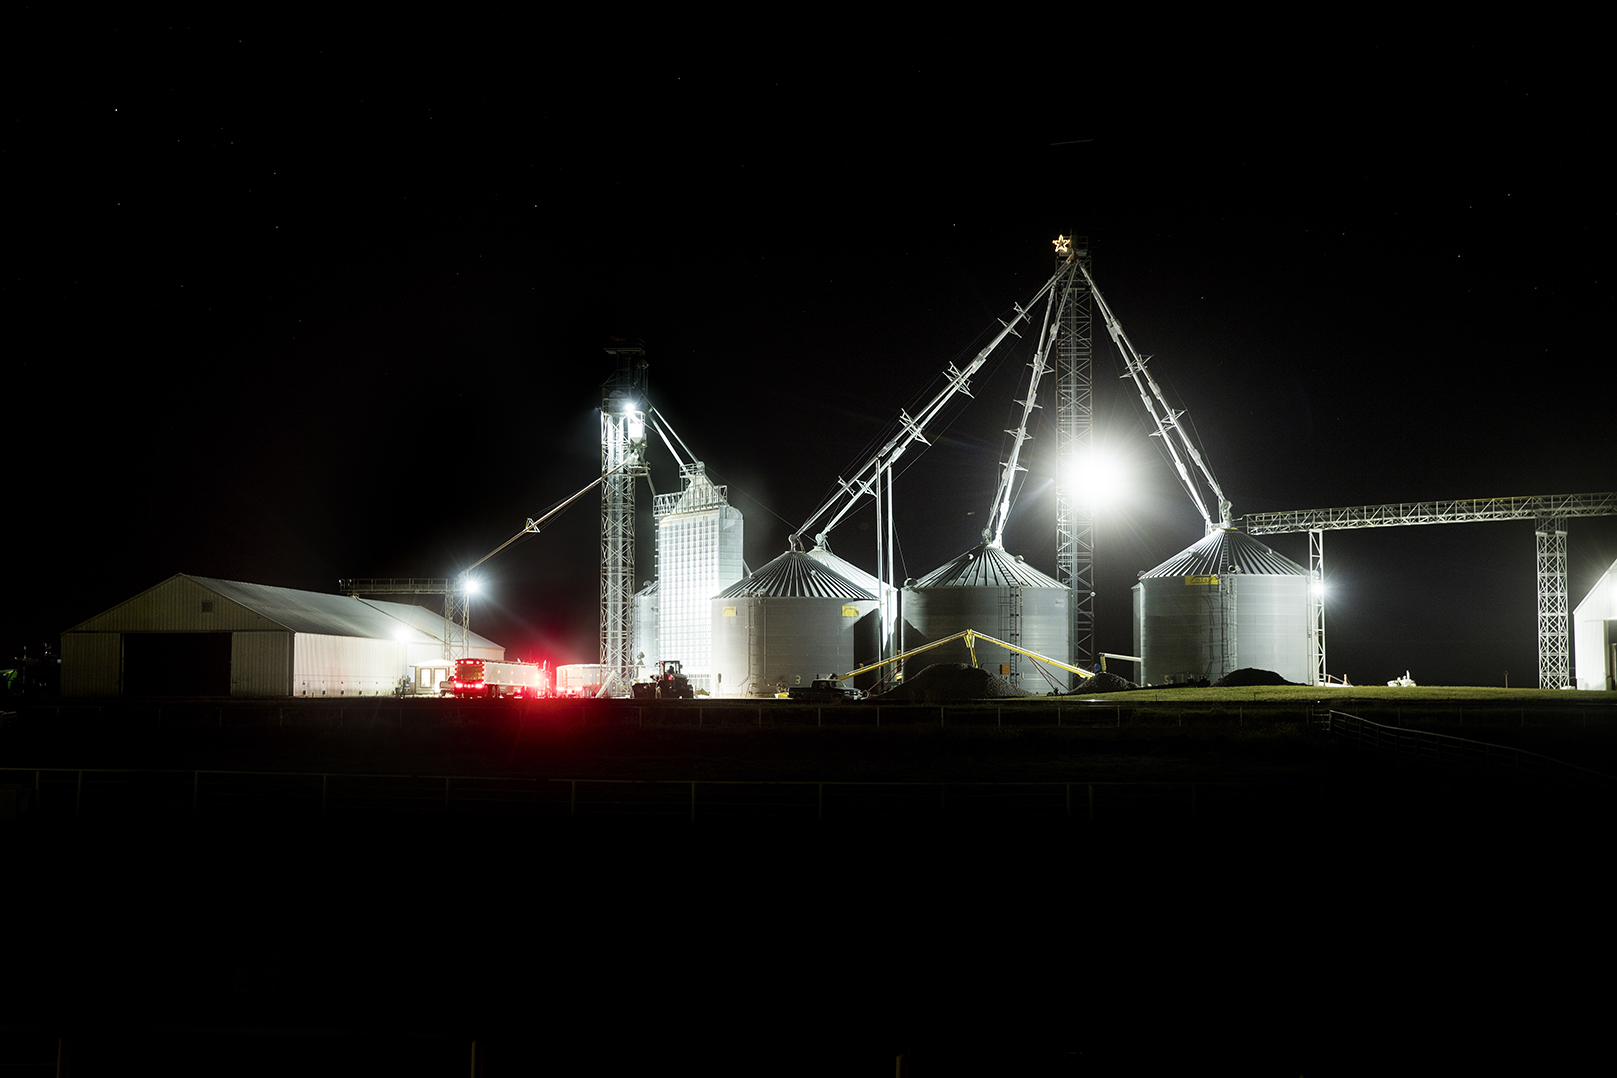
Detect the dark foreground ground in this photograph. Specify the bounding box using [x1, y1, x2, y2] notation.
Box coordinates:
[3, 697, 1614, 1075]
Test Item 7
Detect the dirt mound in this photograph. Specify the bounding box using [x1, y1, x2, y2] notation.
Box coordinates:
[1212, 668, 1295, 687]
[1066, 671, 1138, 694]
[872, 663, 1026, 703]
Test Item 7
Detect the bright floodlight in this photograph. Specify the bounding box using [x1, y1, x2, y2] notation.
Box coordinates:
[1068, 446, 1126, 509]
[463, 577, 482, 596]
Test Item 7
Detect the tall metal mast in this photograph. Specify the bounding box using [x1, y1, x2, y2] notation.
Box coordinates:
[1078, 261, 1232, 533]
[1052, 235, 1095, 675]
[600, 346, 650, 696]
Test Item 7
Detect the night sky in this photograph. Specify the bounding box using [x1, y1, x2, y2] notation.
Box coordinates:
[10, 24, 1614, 688]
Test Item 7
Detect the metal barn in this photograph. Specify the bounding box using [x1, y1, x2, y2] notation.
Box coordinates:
[61, 574, 504, 698]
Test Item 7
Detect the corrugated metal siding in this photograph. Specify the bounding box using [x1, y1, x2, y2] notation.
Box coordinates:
[293, 633, 410, 696]
[61, 632, 120, 697]
[711, 593, 877, 696]
[1136, 575, 1308, 685]
[231, 631, 292, 696]
[904, 584, 1069, 682]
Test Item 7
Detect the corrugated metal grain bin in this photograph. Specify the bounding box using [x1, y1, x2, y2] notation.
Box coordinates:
[903, 543, 1069, 692]
[1133, 529, 1309, 685]
[711, 551, 878, 697]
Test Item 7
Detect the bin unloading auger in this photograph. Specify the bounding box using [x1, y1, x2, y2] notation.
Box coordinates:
[832, 629, 1096, 684]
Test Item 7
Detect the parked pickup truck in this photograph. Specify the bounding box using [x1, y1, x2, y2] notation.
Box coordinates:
[786, 679, 863, 703]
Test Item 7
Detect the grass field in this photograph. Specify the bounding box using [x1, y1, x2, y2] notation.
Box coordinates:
[4, 691, 1614, 1075]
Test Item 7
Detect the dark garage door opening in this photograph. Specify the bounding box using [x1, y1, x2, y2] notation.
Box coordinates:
[123, 633, 232, 696]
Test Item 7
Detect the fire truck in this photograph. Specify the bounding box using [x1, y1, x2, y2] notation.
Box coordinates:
[442, 658, 549, 699]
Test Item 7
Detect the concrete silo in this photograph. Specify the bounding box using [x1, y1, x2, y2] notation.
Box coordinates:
[903, 542, 1070, 692]
[1132, 529, 1309, 685]
[711, 551, 878, 697]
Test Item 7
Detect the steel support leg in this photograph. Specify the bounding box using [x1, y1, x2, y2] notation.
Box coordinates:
[1535, 516, 1570, 689]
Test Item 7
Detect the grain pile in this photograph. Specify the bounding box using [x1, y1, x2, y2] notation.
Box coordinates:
[1211, 668, 1295, 687]
[871, 663, 1026, 703]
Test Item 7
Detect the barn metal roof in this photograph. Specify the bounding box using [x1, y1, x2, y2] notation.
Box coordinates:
[1140, 529, 1306, 579]
[714, 551, 876, 600]
[912, 543, 1064, 589]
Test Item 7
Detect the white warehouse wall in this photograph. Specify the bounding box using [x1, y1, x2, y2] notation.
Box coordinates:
[1573, 558, 1617, 690]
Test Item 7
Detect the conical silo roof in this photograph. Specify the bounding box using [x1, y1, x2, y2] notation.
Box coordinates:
[805, 545, 890, 598]
[715, 550, 876, 600]
[914, 542, 1064, 588]
[1141, 529, 1305, 578]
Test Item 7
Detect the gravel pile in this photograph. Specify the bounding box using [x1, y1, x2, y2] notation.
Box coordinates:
[1212, 668, 1295, 687]
[872, 663, 1026, 702]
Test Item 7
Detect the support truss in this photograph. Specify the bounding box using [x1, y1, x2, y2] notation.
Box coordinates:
[1242, 493, 1614, 690]
[1536, 518, 1570, 689]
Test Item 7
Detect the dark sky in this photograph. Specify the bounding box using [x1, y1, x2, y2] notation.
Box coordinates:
[10, 23, 1614, 687]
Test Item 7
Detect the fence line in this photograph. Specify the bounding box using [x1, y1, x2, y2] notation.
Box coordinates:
[4, 765, 1356, 824]
[1318, 710, 1617, 793]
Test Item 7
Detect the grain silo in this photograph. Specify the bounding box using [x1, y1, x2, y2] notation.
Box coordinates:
[903, 542, 1070, 692]
[711, 550, 878, 697]
[655, 463, 744, 693]
[1132, 528, 1309, 685]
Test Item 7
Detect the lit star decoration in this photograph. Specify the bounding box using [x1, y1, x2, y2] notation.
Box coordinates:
[1053, 235, 1072, 258]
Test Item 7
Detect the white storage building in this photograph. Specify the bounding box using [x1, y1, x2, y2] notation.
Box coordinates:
[1573, 558, 1617, 691]
[61, 574, 504, 698]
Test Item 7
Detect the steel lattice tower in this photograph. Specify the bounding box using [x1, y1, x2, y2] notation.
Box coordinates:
[600, 347, 649, 696]
[1536, 515, 1570, 688]
[1054, 236, 1094, 680]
